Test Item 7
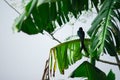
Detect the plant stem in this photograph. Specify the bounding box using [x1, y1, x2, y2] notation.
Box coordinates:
[50, 34, 61, 43]
[4, 0, 20, 15]
[42, 59, 49, 80]
[97, 58, 120, 66]
[44, 32, 62, 44]
[114, 54, 120, 70]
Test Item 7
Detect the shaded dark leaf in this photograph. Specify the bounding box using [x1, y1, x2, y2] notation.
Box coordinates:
[21, 16, 39, 34]
[70, 61, 107, 80]
[104, 40, 116, 56]
[107, 70, 115, 80]
[14, 0, 101, 35]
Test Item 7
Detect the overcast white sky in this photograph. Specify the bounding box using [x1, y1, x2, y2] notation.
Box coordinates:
[0, 0, 120, 80]
[0, 1, 57, 80]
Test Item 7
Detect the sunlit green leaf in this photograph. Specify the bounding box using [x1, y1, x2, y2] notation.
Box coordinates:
[50, 39, 90, 75]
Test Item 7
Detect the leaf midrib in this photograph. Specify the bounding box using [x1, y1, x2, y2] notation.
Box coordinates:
[100, 0, 115, 52]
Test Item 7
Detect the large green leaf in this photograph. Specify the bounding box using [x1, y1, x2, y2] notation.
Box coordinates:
[70, 61, 107, 80]
[49, 39, 90, 75]
[87, 0, 120, 57]
[13, 0, 104, 35]
[107, 70, 115, 80]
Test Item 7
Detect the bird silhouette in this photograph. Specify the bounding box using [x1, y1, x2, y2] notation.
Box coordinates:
[77, 27, 89, 56]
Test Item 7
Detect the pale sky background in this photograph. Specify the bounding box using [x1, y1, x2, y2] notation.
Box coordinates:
[0, 0, 120, 80]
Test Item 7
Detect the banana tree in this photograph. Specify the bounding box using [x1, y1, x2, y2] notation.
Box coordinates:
[13, 0, 120, 80]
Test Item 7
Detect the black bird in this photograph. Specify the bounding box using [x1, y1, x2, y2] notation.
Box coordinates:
[77, 27, 88, 56]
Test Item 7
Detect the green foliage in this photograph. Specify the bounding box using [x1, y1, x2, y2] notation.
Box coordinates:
[49, 39, 90, 75]
[107, 70, 115, 80]
[88, 0, 120, 58]
[13, 0, 120, 79]
[13, 0, 103, 35]
[13, 0, 39, 34]
[70, 61, 107, 80]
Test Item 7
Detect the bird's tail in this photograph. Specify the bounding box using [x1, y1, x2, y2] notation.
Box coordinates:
[81, 42, 89, 57]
